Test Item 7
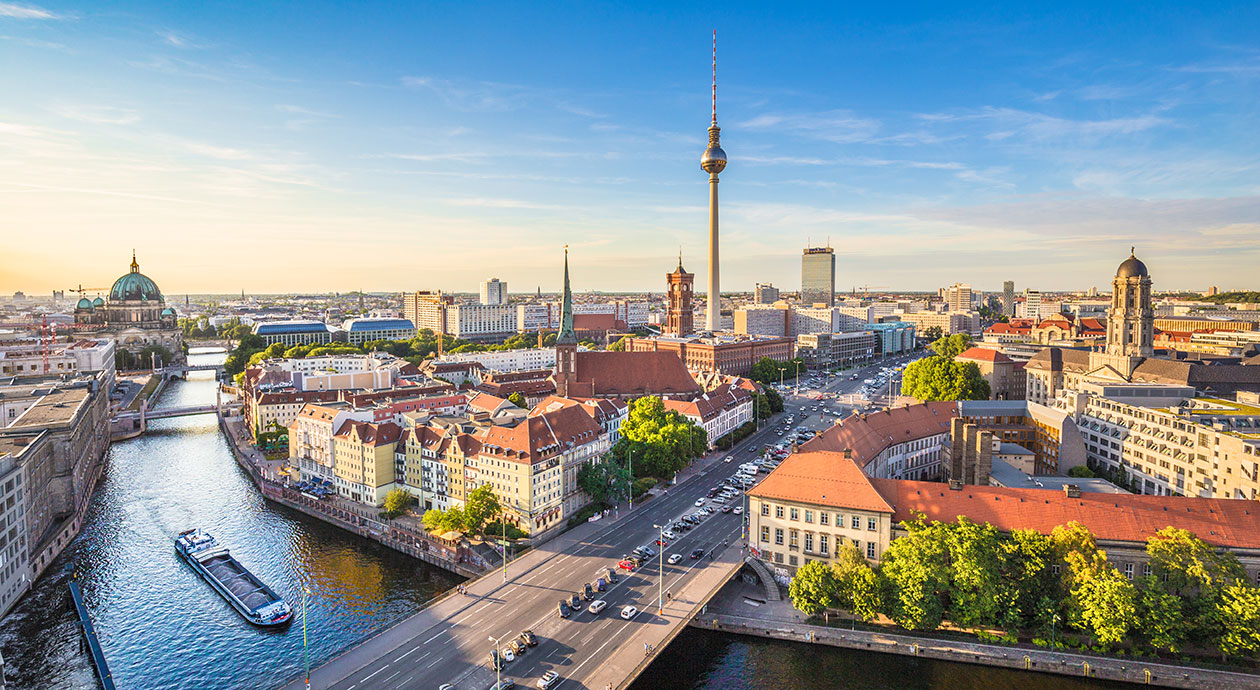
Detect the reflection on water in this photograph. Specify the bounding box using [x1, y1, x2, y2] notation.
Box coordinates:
[0, 351, 458, 690]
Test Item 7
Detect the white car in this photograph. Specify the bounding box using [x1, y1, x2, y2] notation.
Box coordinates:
[503, 648, 516, 662]
[723, 455, 733, 462]
[662, 530, 676, 540]
[588, 599, 608, 614]
[668, 553, 683, 564]
[621, 605, 638, 620]
[694, 498, 706, 506]
[734, 506, 744, 515]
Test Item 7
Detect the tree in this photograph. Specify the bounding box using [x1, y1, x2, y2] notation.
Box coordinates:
[1137, 578, 1187, 653]
[1146, 526, 1246, 645]
[382, 488, 413, 519]
[462, 485, 502, 536]
[1003, 529, 1060, 630]
[830, 543, 884, 622]
[1066, 465, 1096, 478]
[507, 392, 527, 409]
[1216, 584, 1260, 658]
[761, 386, 784, 413]
[900, 356, 990, 401]
[788, 561, 838, 617]
[608, 336, 628, 351]
[1054, 523, 1137, 645]
[944, 517, 1019, 629]
[880, 516, 951, 630]
[422, 507, 465, 534]
[616, 396, 706, 479]
[577, 458, 632, 506]
[929, 333, 973, 358]
[919, 325, 943, 343]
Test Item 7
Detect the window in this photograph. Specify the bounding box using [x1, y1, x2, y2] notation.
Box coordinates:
[867, 517, 877, 531]
[761, 503, 770, 516]
[789, 530, 799, 549]
[774, 552, 783, 564]
[775, 505, 784, 519]
[804, 532, 814, 552]
[819, 534, 829, 555]
[761, 526, 770, 542]
[866, 542, 877, 559]
[851, 515, 861, 529]
[1124, 563, 1134, 580]
[1142, 563, 1152, 578]
[804, 510, 814, 524]
[819, 512, 829, 526]
[789, 555, 798, 566]
[790, 508, 799, 521]
[775, 528, 784, 545]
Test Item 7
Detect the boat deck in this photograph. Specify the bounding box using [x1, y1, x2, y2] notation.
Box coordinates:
[202, 554, 274, 612]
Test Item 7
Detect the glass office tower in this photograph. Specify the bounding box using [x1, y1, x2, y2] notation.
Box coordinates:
[801, 246, 835, 307]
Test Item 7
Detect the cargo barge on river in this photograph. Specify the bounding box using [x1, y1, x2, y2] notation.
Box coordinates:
[175, 529, 293, 626]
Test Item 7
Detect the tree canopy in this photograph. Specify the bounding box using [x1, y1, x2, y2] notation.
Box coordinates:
[747, 356, 805, 385]
[576, 457, 632, 506]
[900, 355, 990, 402]
[611, 396, 707, 479]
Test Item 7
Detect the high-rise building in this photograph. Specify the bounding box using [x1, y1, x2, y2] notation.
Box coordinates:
[402, 291, 453, 335]
[1023, 289, 1042, 319]
[1207, 285, 1219, 297]
[1002, 281, 1015, 317]
[801, 246, 835, 307]
[701, 32, 727, 332]
[943, 283, 973, 312]
[480, 278, 507, 306]
[753, 283, 780, 305]
[665, 255, 695, 337]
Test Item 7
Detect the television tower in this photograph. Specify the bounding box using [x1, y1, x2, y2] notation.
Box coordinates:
[701, 30, 727, 333]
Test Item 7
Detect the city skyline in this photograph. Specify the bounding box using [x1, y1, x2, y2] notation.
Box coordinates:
[2, 3, 1259, 294]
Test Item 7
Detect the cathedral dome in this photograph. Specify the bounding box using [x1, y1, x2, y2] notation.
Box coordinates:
[109, 252, 163, 302]
[1116, 250, 1148, 279]
[76, 297, 94, 310]
[92, 296, 105, 307]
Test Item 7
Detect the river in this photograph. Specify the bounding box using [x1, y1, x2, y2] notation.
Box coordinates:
[0, 349, 1116, 690]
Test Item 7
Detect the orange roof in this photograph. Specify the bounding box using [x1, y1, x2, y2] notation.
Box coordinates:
[561, 351, 702, 399]
[872, 478, 1260, 550]
[333, 420, 402, 446]
[480, 404, 603, 464]
[956, 347, 1013, 364]
[747, 450, 894, 514]
[801, 402, 957, 470]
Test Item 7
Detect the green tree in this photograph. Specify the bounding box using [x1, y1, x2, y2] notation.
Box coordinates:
[1216, 584, 1260, 658]
[880, 516, 951, 630]
[576, 458, 632, 506]
[462, 484, 502, 536]
[1146, 526, 1245, 597]
[616, 396, 706, 479]
[1066, 465, 1096, 478]
[507, 392, 527, 409]
[900, 356, 990, 402]
[761, 386, 784, 413]
[830, 543, 885, 622]
[1137, 578, 1187, 653]
[608, 336, 628, 351]
[788, 561, 838, 617]
[929, 333, 973, 358]
[944, 517, 1019, 628]
[422, 507, 465, 534]
[1055, 523, 1138, 645]
[919, 325, 943, 343]
[1003, 529, 1060, 630]
[382, 488, 413, 519]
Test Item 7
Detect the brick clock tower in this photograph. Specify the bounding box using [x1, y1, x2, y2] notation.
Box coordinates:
[666, 254, 695, 337]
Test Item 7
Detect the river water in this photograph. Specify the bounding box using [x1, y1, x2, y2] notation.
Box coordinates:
[0, 349, 1115, 690]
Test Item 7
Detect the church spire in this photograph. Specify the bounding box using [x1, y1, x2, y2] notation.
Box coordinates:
[557, 246, 576, 344]
[130, 249, 139, 273]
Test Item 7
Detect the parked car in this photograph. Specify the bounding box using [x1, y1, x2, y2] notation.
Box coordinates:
[588, 599, 608, 614]
[596, 577, 607, 592]
[491, 680, 515, 690]
[569, 593, 582, 609]
[557, 601, 570, 618]
[509, 639, 527, 655]
[503, 648, 516, 663]
[721, 505, 733, 513]
[520, 630, 538, 647]
[583, 583, 594, 600]
[621, 605, 638, 620]
[490, 649, 505, 671]
[617, 559, 636, 571]
[694, 498, 706, 506]
[537, 671, 560, 690]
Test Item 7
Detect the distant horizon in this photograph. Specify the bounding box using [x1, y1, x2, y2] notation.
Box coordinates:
[2, 3, 1258, 294]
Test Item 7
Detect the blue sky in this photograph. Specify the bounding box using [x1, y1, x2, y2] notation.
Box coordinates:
[1, 2, 1258, 296]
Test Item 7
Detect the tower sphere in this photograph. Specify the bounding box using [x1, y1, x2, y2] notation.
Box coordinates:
[701, 135, 727, 174]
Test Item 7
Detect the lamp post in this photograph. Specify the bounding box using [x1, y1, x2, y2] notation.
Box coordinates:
[302, 585, 312, 690]
[488, 635, 502, 689]
[627, 449, 634, 512]
[793, 360, 801, 396]
[501, 509, 509, 583]
[652, 523, 665, 615]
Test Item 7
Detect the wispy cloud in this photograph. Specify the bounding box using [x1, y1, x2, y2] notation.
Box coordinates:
[50, 104, 142, 125]
[739, 109, 881, 144]
[0, 2, 60, 19]
[401, 75, 529, 111]
[916, 106, 1169, 140]
[156, 30, 195, 48]
[445, 197, 572, 211]
[184, 142, 252, 160]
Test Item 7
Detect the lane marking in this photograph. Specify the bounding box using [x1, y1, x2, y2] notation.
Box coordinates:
[360, 665, 388, 682]
[424, 631, 444, 644]
[394, 646, 419, 663]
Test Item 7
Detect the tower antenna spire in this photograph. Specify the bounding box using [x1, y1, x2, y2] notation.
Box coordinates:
[711, 30, 717, 125]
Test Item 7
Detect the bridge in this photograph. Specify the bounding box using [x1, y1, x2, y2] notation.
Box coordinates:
[280, 423, 784, 690]
[161, 363, 225, 379]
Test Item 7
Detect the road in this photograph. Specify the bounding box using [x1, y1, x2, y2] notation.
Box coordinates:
[298, 354, 919, 690]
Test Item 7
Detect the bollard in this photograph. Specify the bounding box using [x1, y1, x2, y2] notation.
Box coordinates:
[1144, 669, 1151, 684]
[1082, 661, 1090, 677]
[1024, 655, 1031, 670]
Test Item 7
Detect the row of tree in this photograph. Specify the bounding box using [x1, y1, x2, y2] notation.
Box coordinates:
[788, 518, 1260, 659]
[900, 333, 990, 402]
[420, 485, 503, 536]
[747, 356, 806, 385]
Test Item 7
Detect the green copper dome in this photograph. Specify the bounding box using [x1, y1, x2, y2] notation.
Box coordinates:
[76, 297, 94, 310]
[110, 252, 163, 302]
[161, 307, 175, 316]
[92, 296, 105, 307]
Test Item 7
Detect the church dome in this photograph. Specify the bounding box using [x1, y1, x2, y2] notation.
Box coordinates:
[161, 307, 175, 316]
[1116, 249, 1149, 279]
[109, 252, 163, 302]
[92, 296, 105, 307]
[76, 297, 94, 310]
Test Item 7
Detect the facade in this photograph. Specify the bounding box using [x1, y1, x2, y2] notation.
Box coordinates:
[733, 304, 790, 337]
[955, 346, 1025, 400]
[516, 300, 648, 333]
[954, 399, 1086, 476]
[943, 283, 973, 312]
[870, 322, 916, 356]
[753, 283, 780, 305]
[480, 278, 507, 306]
[749, 449, 1260, 579]
[796, 331, 877, 369]
[801, 246, 836, 307]
[897, 310, 980, 336]
[0, 338, 115, 383]
[342, 318, 416, 345]
[623, 334, 794, 376]
[288, 403, 373, 483]
[402, 291, 454, 334]
[441, 347, 561, 373]
[72, 252, 183, 360]
[1022, 289, 1043, 319]
[445, 303, 517, 342]
[664, 258, 695, 337]
[253, 320, 334, 347]
[1003, 280, 1016, 317]
[662, 382, 754, 447]
[331, 420, 401, 505]
[802, 402, 957, 481]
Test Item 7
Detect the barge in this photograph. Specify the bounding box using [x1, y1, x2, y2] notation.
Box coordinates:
[175, 529, 293, 626]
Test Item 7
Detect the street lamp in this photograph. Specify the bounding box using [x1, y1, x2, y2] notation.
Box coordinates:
[627, 449, 634, 512]
[488, 635, 502, 690]
[301, 585, 312, 690]
[501, 508, 509, 583]
[652, 523, 665, 614]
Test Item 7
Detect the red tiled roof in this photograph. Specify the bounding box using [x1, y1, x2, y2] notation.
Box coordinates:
[466, 391, 510, 413]
[801, 402, 958, 470]
[563, 351, 702, 398]
[662, 382, 752, 421]
[872, 478, 1260, 550]
[956, 347, 1013, 364]
[573, 313, 617, 330]
[748, 450, 894, 514]
[333, 420, 402, 446]
[480, 404, 603, 464]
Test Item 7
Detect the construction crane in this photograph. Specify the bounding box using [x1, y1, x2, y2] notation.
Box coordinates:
[852, 285, 889, 298]
[68, 284, 109, 299]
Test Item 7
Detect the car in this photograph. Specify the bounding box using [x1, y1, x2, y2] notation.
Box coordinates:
[537, 671, 560, 690]
[662, 530, 676, 540]
[723, 455, 733, 462]
[588, 599, 608, 614]
[583, 583, 595, 600]
[694, 498, 706, 506]
[641, 545, 657, 557]
[620, 605, 638, 620]
[503, 648, 516, 663]
[617, 559, 636, 571]
[570, 593, 582, 609]
[520, 630, 538, 647]
[720, 504, 733, 513]
[734, 506, 743, 514]
[491, 681, 516, 690]
[668, 553, 683, 564]
[712, 496, 726, 504]
[691, 548, 705, 559]
[558, 601, 570, 618]
[490, 649, 506, 671]
[510, 639, 527, 655]
[596, 577, 607, 592]
[654, 538, 668, 547]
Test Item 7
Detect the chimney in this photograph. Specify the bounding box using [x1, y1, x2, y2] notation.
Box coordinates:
[948, 479, 964, 491]
[1064, 484, 1081, 498]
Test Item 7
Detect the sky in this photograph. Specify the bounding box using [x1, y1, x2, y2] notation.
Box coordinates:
[1, 2, 1258, 297]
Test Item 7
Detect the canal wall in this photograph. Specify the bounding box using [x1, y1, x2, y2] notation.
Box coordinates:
[690, 611, 1260, 690]
[216, 413, 484, 579]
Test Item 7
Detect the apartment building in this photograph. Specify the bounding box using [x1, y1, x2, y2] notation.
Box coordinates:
[342, 317, 416, 345]
[331, 420, 401, 505]
[288, 403, 373, 483]
[662, 383, 754, 447]
[802, 402, 957, 481]
[796, 331, 877, 369]
[0, 338, 115, 384]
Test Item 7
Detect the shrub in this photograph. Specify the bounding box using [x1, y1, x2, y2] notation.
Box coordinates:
[632, 477, 657, 497]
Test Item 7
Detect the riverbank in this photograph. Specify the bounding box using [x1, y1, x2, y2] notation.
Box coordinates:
[692, 578, 1260, 690]
[216, 412, 485, 578]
